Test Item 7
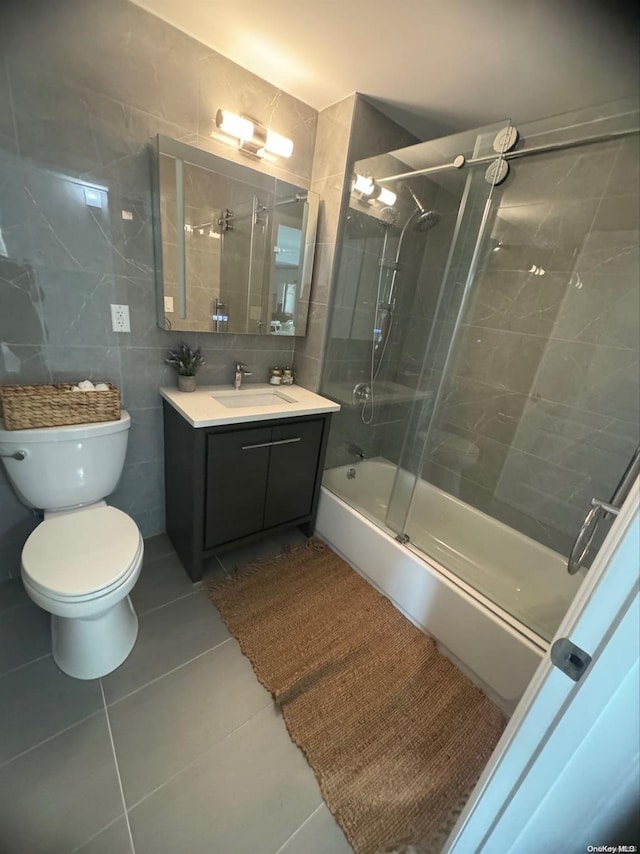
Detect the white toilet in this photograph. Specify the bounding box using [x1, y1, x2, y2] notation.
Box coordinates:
[0, 412, 143, 680]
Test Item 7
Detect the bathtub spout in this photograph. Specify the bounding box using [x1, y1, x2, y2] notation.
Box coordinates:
[347, 443, 367, 461]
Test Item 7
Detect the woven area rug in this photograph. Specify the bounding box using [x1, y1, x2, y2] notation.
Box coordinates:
[207, 539, 506, 854]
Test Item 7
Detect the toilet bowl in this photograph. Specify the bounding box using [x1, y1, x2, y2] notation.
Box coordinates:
[21, 504, 143, 679]
[0, 412, 143, 680]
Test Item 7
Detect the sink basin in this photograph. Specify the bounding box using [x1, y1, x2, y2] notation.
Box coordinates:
[211, 389, 296, 409]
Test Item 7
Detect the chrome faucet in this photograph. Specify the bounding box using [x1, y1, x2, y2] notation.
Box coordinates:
[233, 363, 252, 390]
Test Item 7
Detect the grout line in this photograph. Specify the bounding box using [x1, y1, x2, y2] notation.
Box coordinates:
[214, 553, 232, 578]
[0, 652, 52, 680]
[0, 709, 103, 769]
[135, 589, 196, 618]
[126, 698, 274, 813]
[273, 802, 324, 854]
[133, 589, 199, 617]
[100, 682, 136, 854]
[105, 638, 232, 708]
[69, 815, 125, 854]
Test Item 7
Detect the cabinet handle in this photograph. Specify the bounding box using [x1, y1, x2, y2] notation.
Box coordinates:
[241, 437, 301, 451]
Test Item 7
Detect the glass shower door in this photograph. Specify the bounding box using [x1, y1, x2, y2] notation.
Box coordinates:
[320, 120, 509, 534]
[395, 100, 640, 641]
[383, 121, 513, 534]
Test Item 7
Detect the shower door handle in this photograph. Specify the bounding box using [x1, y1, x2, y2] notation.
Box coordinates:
[568, 445, 640, 575]
[567, 498, 619, 575]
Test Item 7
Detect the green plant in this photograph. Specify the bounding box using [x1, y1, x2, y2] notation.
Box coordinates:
[165, 341, 205, 376]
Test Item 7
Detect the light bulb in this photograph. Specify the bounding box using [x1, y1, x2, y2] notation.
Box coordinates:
[215, 110, 254, 143]
[353, 173, 375, 196]
[265, 129, 294, 158]
[376, 186, 397, 206]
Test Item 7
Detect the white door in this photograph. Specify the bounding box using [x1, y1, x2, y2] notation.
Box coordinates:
[445, 478, 640, 853]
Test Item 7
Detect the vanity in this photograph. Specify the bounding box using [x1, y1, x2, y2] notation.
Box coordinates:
[161, 385, 339, 581]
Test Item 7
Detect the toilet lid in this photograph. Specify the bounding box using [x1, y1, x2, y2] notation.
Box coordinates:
[22, 506, 141, 599]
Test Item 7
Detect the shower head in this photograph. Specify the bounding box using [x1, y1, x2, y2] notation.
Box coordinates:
[404, 185, 441, 232]
[414, 209, 441, 232]
[379, 206, 399, 227]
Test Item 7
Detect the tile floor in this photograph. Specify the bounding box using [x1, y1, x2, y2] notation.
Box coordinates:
[0, 530, 353, 854]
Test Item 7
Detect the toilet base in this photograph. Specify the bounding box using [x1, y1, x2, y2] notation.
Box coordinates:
[51, 595, 139, 680]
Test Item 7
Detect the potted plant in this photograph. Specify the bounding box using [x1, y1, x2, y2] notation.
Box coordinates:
[165, 341, 205, 392]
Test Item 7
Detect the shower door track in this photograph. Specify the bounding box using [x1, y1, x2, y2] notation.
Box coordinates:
[377, 125, 640, 183]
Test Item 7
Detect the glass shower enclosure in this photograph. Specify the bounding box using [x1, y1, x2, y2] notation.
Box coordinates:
[320, 98, 640, 643]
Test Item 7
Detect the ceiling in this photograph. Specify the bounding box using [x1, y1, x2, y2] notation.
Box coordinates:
[132, 0, 639, 138]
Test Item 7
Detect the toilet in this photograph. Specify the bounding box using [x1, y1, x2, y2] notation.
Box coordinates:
[0, 412, 143, 680]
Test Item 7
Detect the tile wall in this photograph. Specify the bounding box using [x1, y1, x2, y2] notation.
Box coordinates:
[430, 136, 640, 553]
[0, 0, 319, 578]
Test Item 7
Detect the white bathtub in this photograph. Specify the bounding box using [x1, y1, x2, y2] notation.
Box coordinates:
[317, 459, 584, 713]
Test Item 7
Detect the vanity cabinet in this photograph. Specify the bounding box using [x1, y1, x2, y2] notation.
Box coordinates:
[163, 401, 332, 581]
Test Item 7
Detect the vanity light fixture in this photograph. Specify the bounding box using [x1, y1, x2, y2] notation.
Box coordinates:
[352, 173, 375, 196]
[214, 109, 294, 159]
[351, 172, 397, 206]
[374, 185, 397, 206]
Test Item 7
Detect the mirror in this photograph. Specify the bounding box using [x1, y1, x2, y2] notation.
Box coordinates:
[151, 135, 318, 335]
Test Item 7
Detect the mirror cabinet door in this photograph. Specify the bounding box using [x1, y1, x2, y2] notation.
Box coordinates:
[152, 135, 317, 336]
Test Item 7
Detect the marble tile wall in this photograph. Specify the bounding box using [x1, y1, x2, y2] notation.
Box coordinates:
[292, 96, 356, 390]
[296, 96, 421, 393]
[0, 0, 318, 579]
[312, 98, 421, 466]
[423, 136, 640, 554]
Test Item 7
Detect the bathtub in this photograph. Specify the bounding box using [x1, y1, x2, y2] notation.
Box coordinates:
[317, 459, 584, 713]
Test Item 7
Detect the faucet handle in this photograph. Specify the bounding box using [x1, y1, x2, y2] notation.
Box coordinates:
[235, 362, 251, 374]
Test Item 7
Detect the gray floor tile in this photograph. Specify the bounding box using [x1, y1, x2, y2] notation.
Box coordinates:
[131, 550, 195, 615]
[109, 639, 271, 806]
[73, 817, 133, 854]
[129, 704, 323, 854]
[142, 533, 176, 563]
[0, 599, 50, 675]
[201, 553, 231, 585]
[101, 591, 230, 704]
[0, 655, 103, 765]
[0, 578, 29, 613]
[0, 712, 123, 854]
[277, 804, 352, 854]
[217, 528, 308, 576]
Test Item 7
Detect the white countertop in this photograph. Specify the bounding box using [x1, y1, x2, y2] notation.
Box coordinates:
[160, 383, 340, 427]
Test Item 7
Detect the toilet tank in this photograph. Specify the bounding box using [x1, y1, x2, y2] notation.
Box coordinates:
[0, 412, 131, 511]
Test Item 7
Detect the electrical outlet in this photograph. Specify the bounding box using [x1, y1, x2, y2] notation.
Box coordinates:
[110, 304, 130, 333]
[164, 296, 174, 313]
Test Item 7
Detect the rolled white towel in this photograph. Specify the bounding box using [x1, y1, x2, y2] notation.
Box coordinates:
[78, 380, 96, 391]
[94, 382, 109, 391]
[71, 385, 81, 392]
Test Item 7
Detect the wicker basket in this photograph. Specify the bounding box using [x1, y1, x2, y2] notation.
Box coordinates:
[0, 383, 121, 430]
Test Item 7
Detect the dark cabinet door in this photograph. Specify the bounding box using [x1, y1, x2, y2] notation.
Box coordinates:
[263, 419, 324, 529]
[205, 425, 271, 548]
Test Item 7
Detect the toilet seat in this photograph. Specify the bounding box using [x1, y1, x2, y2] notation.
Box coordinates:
[22, 506, 142, 603]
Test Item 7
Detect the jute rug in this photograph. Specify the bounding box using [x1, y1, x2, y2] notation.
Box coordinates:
[207, 539, 506, 854]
